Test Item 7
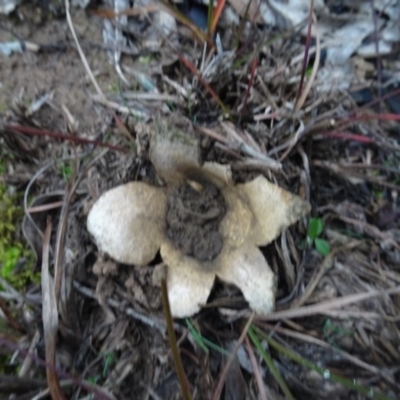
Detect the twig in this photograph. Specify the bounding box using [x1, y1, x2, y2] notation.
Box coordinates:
[294, 11, 320, 113]
[212, 312, 255, 400]
[256, 286, 400, 321]
[65, 0, 106, 101]
[41, 218, 66, 399]
[294, 0, 315, 112]
[244, 336, 267, 400]
[91, 94, 149, 119]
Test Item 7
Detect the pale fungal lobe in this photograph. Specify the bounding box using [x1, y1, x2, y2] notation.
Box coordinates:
[87, 182, 167, 266]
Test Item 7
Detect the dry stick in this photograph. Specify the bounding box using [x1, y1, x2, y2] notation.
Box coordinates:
[53, 185, 74, 303]
[294, 11, 320, 113]
[91, 94, 149, 118]
[18, 330, 41, 378]
[212, 312, 255, 400]
[161, 279, 192, 400]
[294, 0, 314, 111]
[370, 0, 382, 110]
[53, 150, 80, 304]
[65, 0, 106, 101]
[6, 124, 127, 153]
[26, 201, 64, 214]
[244, 335, 267, 400]
[322, 310, 393, 319]
[41, 218, 67, 400]
[256, 286, 400, 321]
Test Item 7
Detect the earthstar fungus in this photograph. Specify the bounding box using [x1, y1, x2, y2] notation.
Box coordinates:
[87, 121, 311, 318]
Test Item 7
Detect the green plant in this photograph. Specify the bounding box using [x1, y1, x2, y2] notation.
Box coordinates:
[102, 352, 116, 378]
[307, 217, 330, 256]
[0, 183, 38, 290]
[186, 318, 229, 356]
[322, 319, 354, 348]
[60, 162, 73, 181]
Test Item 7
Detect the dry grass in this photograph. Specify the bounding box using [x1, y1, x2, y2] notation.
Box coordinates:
[0, 1, 399, 399]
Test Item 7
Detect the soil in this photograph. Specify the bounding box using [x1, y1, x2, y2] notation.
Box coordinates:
[166, 181, 226, 261]
[0, 7, 116, 133]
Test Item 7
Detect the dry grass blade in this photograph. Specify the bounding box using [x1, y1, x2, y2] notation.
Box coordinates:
[294, 0, 312, 105]
[65, 0, 105, 101]
[41, 218, 66, 400]
[248, 325, 295, 400]
[244, 336, 267, 400]
[91, 94, 149, 119]
[212, 312, 255, 400]
[5, 124, 127, 153]
[54, 184, 76, 304]
[210, 0, 226, 36]
[314, 130, 376, 144]
[257, 286, 400, 321]
[294, 13, 319, 113]
[26, 201, 64, 214]
[18, 331, 41, 378]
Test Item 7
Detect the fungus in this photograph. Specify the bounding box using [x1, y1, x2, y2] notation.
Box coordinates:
[87, 121, 310, 318]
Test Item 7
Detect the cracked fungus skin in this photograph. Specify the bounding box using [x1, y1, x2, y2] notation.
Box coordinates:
[87, 161, 311, 319]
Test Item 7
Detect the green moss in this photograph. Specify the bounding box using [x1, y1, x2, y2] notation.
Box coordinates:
[0, 183, 39, 291]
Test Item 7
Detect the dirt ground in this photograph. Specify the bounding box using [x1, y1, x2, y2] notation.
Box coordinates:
[0, 1, 400, 400]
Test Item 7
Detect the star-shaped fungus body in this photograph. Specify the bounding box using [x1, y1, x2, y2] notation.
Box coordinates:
[87, 120, 310, 318]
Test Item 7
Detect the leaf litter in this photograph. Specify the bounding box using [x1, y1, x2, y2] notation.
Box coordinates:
[0, 0, 399, 399]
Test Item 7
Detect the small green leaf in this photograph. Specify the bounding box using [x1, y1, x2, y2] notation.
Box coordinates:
[305, 65, 313, 76]
[308, 218, 324, 239]
[298, 239, 307, 250]
[315, 238, 330, 256]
